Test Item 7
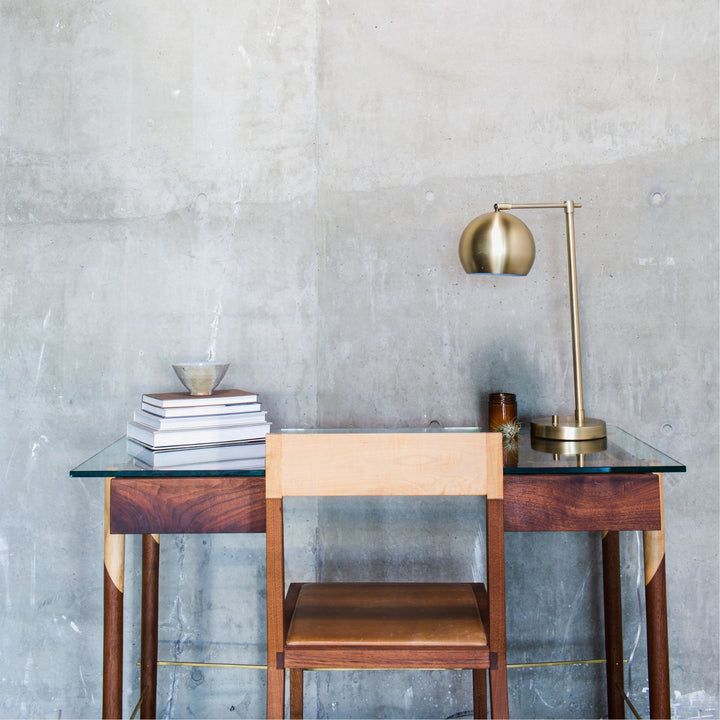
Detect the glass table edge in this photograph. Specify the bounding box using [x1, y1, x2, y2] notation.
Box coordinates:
[69, 436, 265, 477]
[69, 426, 686, 478]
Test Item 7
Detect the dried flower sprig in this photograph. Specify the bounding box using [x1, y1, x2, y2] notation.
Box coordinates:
[497, 418, 522, 440]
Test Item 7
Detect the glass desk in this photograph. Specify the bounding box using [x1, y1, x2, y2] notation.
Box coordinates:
[71, 426, 684, 719]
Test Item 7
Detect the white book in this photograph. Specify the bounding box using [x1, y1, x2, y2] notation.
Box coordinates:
[131, 456, 265, 471]
[133, 408, 267, 431]
[127, 420, 270, 449]
[141, 401, 262, 418]
[142, 388, 258, 409]
[127, 438, 266, 468]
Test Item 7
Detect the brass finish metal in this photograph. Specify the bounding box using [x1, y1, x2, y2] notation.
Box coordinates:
[531, 416, 607, 442]
[460, 199, 606, 442]
[459, 210, 535, 275]
[507, 656, 628, 669]
[137, 659, 266, 669]
[530, 433, 608, 455]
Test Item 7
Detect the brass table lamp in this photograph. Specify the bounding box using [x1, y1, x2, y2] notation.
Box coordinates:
[459, 200, 606, 442]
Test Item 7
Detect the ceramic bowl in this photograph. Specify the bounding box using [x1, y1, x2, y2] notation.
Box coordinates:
[172, 361, 230, 396]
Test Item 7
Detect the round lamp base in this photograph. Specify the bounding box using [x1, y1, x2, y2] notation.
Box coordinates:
[531, 416, 607, 442]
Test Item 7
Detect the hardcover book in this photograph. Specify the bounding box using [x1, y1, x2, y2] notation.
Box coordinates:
[133, 408, 267, 431]
[131, 456, 265, 471]
[140, 401, 262, 418]
[142, 388, 258, 409]
[127, 420, 270, 449]
[126, 438, 266, 468]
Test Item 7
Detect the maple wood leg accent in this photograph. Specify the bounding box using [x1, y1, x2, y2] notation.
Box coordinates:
[602, 530, 625, 719]
[644, 475, 670, 720]
[141, 534, 160, 719]
[473, 669, 488, 719]
[103, 478, 125, 719]
[289, 669, 303, 719]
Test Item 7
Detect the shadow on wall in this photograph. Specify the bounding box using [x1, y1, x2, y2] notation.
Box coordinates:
[472, 340, 547, 427]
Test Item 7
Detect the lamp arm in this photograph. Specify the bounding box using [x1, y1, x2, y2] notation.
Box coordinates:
[494, 200, 586, 425]
[494, 202, 582, 211]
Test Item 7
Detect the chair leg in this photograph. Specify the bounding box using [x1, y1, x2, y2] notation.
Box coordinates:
[267, 667, 285, 719]
[489, 665, 509, 719]
[289, 669, 304, 719]
[473, 669, 488, 719]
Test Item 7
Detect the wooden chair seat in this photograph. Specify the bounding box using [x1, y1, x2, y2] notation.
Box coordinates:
[286, 582, 488, 653]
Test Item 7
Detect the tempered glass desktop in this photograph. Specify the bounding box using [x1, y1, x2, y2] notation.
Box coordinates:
[71, 424, 684, 477]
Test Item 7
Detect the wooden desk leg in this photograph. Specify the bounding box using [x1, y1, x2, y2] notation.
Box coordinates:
[644, 474, 670, 719]
[266, 497, 286, 719]
[141, 534, 160, 719]
[602, 530, 625, 719]
[103, 478, 125, 719]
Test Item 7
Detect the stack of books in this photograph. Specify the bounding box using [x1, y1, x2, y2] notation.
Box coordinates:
[126, 389, 269, 470]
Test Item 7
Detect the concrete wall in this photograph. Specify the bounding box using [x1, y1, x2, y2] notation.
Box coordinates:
[1, 1, 717, 718]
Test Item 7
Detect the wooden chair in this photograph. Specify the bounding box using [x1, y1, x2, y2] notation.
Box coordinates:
[265, 431, 509, 719]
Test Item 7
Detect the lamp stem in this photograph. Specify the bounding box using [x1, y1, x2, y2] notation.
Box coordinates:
[563, 200, 585, 425]
[491, 200, 605, 441]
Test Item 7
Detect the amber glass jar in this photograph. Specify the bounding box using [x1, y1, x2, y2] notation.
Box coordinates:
[488, 392, 517, 432]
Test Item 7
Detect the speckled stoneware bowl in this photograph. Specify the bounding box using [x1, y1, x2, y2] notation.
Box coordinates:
[172, 361, 230, 396]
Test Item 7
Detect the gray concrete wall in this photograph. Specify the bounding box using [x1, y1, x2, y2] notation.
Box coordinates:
[1, 1, 717, 718]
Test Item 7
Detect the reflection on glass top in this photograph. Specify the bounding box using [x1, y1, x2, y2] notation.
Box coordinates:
[70, 426, 685, 477]
[70, 437, 266, 478]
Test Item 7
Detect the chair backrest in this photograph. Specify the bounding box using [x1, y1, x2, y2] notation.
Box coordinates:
[265, 431, 503, 500]
[265, 431, 508, 718]
[265, 431, 506, 673]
